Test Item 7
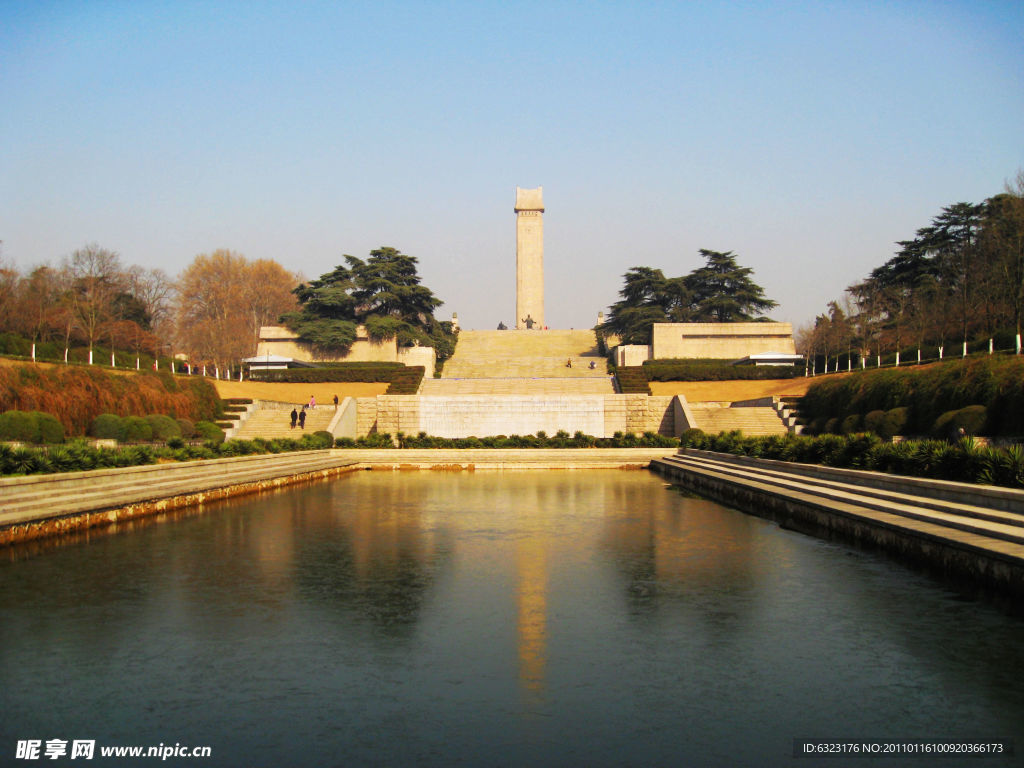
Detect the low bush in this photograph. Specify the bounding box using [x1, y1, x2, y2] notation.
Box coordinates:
[176, 418, 196, 438]
[146, 414, 182, 441]
[0, 410, 40, 443]
[89, 413, 124, 440]
[195, 421, 225, 444]
[840, 413, 862, 434]
[932, 405, 987, 439]
[33, 412, 65, 443]
[311, 430, 334, 448]
[121, 416, 153, 443]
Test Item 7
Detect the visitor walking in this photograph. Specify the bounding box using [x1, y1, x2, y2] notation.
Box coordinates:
[298, 409, 306, 429]
[333, 394, 339, 408]
[309, 395, 316, 409]
[290, 408, 298, 429]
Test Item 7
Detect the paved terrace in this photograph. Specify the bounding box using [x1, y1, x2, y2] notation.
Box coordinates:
[0, 449, 675, 546]
[652, 449, 1024, 597]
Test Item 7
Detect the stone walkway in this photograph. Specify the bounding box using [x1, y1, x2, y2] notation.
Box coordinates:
[652, 449, 1024, 595]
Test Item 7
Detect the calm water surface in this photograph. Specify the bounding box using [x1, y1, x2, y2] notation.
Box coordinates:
[2, 470, 1023, 767]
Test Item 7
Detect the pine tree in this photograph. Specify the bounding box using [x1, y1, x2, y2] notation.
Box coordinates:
[685, 249, 778, 322]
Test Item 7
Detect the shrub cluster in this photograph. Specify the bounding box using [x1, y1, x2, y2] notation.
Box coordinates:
[643, 359, 801, 381]
[335, 430, 679, 449]
[0, 363, 222, 436]
[86, 413, 225, 444]
[679, 429, 1024, 489]
[0, 432, 336, 476]
[0, 410, 65, 443]
[800, 357, 1024, 436]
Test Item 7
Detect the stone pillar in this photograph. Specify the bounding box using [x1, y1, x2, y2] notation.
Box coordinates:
[515, 186, 544, 329]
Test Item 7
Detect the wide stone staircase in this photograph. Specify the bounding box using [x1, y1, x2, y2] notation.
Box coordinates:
[231, 405, 336, 441]
[419, 378, 613, 395]
[427, 329, 615, 396]
[442, 329, 609, 379]
[687, 403, 789, 436]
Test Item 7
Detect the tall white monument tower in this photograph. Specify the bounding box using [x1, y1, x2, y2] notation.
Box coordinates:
[515, 186, 544, 329]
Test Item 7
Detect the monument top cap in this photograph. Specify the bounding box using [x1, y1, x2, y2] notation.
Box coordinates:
[514, 186, 544, 212]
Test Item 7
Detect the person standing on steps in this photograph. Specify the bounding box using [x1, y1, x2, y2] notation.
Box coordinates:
[333, 394, 339, 408]
[290, 408, 298, 429]
[309, 395, 316, 410]
[298, 408, 306, 429]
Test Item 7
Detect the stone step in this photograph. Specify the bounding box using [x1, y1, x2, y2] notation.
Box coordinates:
[443, 329, 604, 379]
[420, 378, 616, 396]
[687, 406, 788, 436]
[1, 452, 341, 508]
[668, 454, 1024, 545]
[232, 408, 336, 440]
[0, 454, 349, 523]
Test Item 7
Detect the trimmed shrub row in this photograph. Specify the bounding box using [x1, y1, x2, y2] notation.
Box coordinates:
[0, 363, 222, 436]
[799, 356, 1024, 436]
[252, 364, 403, 383]
[86, 413, 225, 444]
[679, 429, 1024, 489]
[251, 363, 425, 393]
[332, 430, 680, 449]
[643, 359, 801, 381]
[0, 432, 336, 476]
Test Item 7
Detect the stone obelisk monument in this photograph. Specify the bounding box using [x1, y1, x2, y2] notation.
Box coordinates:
[515, 186, 544, 329]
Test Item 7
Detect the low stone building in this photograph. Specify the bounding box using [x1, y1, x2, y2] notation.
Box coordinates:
[253, 325, 437, 377]
[614, 322, 798, 366]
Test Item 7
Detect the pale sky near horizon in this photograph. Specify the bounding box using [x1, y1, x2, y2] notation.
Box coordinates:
[2, 1, 1022, 332]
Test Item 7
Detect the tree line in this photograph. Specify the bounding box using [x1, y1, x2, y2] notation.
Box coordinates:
[0, 243, 453, 374]
[801, 172, 1024, 367]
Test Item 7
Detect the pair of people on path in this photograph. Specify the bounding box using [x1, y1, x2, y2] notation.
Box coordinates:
[289, 407, 306, 429]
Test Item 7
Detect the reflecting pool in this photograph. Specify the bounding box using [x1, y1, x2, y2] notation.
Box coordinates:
[2, 470, 1023, 767]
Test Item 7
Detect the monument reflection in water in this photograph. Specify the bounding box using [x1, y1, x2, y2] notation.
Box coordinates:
[2, 471, 1023, 767]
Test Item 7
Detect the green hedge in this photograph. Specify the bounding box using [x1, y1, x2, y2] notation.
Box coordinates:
[679, 430, 1024, 489]
[88, 413, 191, 442]
[643, 359, 801, 381]
[0, 432, 336, 476]
[358, 430, 680, 449]
[799, 357, 1024, 436]
[252, 363, 403, 383]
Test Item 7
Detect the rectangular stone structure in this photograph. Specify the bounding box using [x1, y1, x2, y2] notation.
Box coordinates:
[650, 322, 796, 359]
[515, 186, 544, 329]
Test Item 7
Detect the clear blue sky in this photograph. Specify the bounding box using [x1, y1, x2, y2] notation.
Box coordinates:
[2, 0, 1022, 331]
